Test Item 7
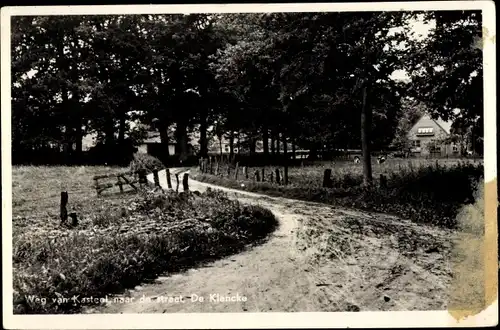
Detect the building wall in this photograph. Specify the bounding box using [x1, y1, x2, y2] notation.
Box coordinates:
[407, 115, 460, 157]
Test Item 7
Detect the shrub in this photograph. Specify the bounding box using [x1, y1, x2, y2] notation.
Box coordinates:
[129, 153, 165, 174]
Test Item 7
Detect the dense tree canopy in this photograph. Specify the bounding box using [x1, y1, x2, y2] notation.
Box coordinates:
[11, 10, 484, 177]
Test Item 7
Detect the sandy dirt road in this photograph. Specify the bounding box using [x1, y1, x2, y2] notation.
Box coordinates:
[85, 169, 453, 313]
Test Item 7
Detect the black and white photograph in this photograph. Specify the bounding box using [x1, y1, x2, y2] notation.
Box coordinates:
[1, 2, 497, 329]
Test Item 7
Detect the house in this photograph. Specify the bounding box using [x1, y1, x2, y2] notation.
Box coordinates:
[138, 131, 176, 155]
[407, 114, 461, 157]
[137, 131, 197, 158]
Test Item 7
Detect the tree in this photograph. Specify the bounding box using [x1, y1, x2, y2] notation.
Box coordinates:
[390, 98, 426, 153]
[404, 11, 483, 154]
[258, 12, 407, 184]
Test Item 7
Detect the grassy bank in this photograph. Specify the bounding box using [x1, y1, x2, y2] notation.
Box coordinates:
[191, 159, 484, 228]
[12, 166, 278, 314]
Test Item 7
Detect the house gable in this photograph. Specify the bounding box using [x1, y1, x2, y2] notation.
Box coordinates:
[408, 114, 450, 141]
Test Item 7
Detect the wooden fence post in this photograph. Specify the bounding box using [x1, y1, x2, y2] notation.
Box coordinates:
[153, 170, 160, 187]
[234, 162, 239, 180]
[199, 157, 203, 171]
[69, 212, 78, 227]
[380, 174, 387, 189]
[117, 176, 124, 193]
[209, 157, 214, 174]
[183, 173, 189, 191]
[275, 168, 281, 185]
[243, 166, 248, 179]
[175, 173, 180, 193]
[215, 161, 220, 176]
[166, 169, 172, 189]
[60, 191, 68, 224]
[227, 165, 231, 177]
[255, 170, 260, 182]
[323, 169, 332, 188]
[138, 169, 147, 187]
[261, 168, 265, 182]
[270, 171, 274, 183]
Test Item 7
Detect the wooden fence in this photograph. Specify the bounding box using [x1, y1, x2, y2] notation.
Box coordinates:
[198, 156, 288, 185]
[92, 168, 190, 195]
[93, 170, 145, 195]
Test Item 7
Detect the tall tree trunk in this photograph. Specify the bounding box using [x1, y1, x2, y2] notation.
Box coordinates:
[175, 119, 189, 162]
[282, 133, 288, 185]
[218, 135, 223, 156]
[61, 89, 73, 158]
[72, 93, 82, 162]
[262, 125, 269, 156]
[361, 85, 372, 186]
[237, 131, 241, 154]
[74, 115, 82, 160]
[308, 146, 318, 160]
[118, 110, 126, 146]
[270, 131, 275, 155]
[229, 131, 234, 159]
[104, 102, 115, 147]
[275, 131, 280, 154]
[57, 39, 73, 161]
[159, 120, 170, 159]
[249, 134, 256, 155]
[71, 72, 82, 161]
[199, 108, 208, 158]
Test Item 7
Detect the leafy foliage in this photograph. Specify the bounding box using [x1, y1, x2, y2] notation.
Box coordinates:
[403, 11, 483, 153]
[12, 11, 484, 168]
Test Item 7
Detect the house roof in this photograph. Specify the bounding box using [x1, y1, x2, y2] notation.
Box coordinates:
[434, 117, 453, 135]
[416, 114, 453, 135]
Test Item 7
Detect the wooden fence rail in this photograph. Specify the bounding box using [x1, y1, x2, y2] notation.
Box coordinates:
[93, 170, 144, 195]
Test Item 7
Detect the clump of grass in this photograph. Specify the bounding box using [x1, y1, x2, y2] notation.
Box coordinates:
[129, 153, 164, 173]
[12, 186, 278, 314]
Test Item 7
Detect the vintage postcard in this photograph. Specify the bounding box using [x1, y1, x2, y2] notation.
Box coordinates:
[1, 1, 497, 329]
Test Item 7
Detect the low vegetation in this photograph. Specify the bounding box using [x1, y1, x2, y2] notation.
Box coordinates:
[449, 182, 486, 312]
[129, 153, 166, 173]
[12, 166, 278, 314]
[192, 158, 484, 228]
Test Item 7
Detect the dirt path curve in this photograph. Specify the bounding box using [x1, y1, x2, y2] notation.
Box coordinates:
[86, 168, 453, 313]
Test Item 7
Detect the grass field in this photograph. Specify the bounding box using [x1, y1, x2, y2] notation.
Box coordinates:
[238, 158, 483, 188]
[192, 158, 484, 228]
[11, 166, 278, 314]
[12, 166, 130, 231]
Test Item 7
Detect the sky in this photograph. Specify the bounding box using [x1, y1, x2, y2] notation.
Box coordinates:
[389, 15, 436, 82]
